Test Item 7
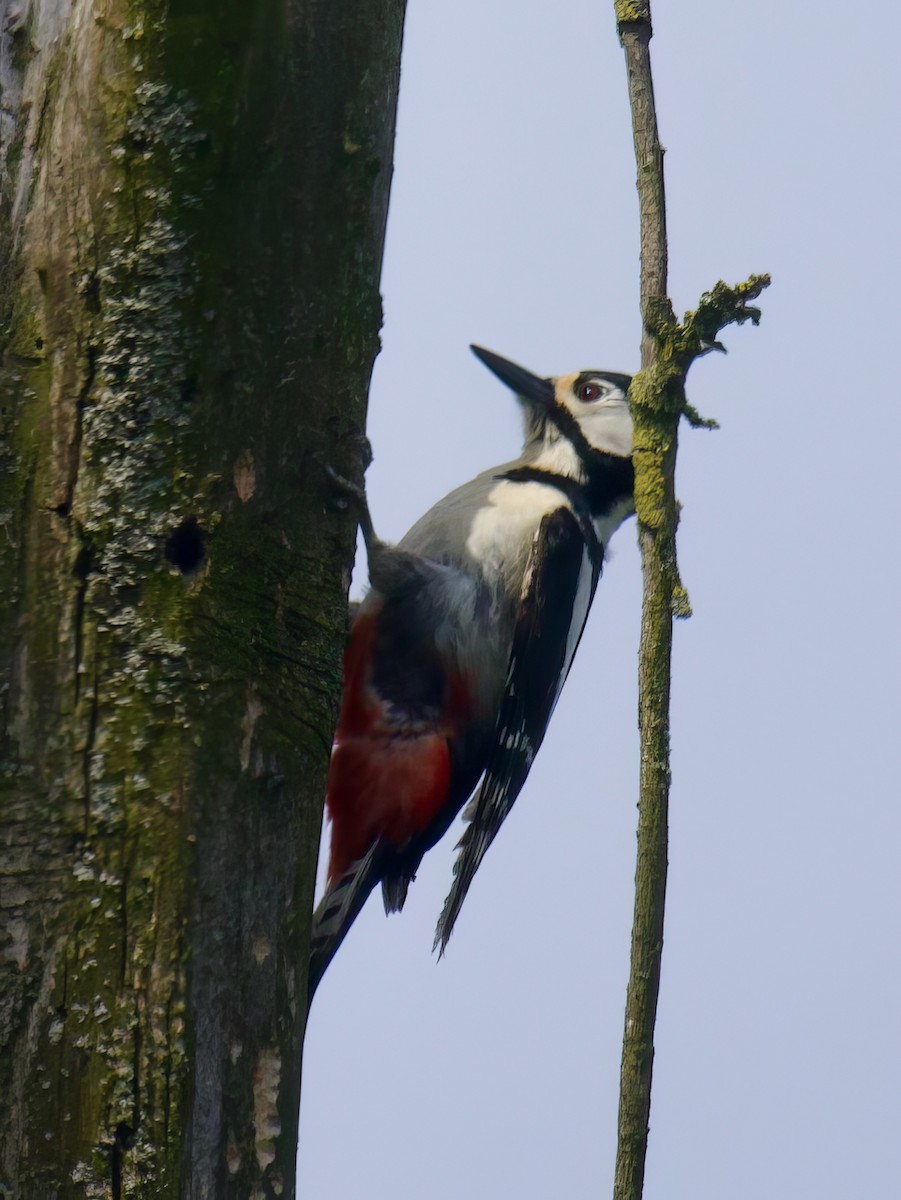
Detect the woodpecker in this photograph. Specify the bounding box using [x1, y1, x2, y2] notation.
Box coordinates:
[309, 345, 634, 1000]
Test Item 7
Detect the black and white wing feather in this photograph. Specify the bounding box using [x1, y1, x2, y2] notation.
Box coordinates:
[434, 506, 601, 953]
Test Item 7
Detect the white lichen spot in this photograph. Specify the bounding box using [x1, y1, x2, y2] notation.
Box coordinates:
[234, 449, 256, 502]
[256, 1147, 276, 1172]
[48, 1017, 65, 1045]
[70, 1001, 90, 1023]
[2, 916, 28, 968]
[73, 854, 97, 883]
[251, 934, 271, 966]
[240, 689, 264, 773]
[253, 1047, 282, 1172]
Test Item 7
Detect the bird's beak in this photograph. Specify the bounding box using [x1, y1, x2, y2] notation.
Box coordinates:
[470, 345, 555, 409]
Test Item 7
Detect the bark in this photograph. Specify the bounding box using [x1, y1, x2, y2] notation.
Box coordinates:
[0, 0, 405, 1195]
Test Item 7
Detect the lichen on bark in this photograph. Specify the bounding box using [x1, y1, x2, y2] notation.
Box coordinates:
[0, 0, 407, 1194]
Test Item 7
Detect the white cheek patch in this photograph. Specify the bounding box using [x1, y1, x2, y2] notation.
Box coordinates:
[531, 438, 585, 479]
[556, 374, 633, 459]
[580, 402, 633, 458]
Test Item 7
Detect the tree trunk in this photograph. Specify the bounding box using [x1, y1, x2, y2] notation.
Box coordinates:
[0, 1, 405, 1195]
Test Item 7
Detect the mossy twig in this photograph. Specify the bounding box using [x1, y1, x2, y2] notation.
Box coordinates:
[612, 8, 770, 1200]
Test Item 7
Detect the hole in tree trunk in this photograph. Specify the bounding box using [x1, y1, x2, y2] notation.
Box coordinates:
[165, 517, 205, 574]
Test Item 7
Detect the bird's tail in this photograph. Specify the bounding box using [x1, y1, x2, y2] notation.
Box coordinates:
[308, 842, 389, 1005]
[380, 870, 411, 914]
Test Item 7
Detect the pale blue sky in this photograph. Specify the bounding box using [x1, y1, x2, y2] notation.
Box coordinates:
[300, 2, 901, 1196]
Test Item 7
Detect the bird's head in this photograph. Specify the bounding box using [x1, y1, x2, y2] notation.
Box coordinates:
[470, 345, 633, 470]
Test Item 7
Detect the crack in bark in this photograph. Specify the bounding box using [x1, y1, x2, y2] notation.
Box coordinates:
[163, 982, 174, 1148]
[110, 1122, 134, 1200]
[118, 852, 130, 989]
[131, 1000, 142, 1146]
[72, 539, 91, 708]
[81, 655, 99, 834]
[69, 342, 97, 715]
[66, 343, 95, 515]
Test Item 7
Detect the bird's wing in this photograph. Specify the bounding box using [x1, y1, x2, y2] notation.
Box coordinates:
[434, 506, 601, 953]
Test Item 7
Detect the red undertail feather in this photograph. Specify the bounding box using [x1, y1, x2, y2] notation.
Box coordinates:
[325, 607, 455, 882]
[327, 734, 451, 880]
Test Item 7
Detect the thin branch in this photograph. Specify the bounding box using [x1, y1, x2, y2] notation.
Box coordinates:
[612, 5, 770, 1200]
[613, 16, 674, 1198]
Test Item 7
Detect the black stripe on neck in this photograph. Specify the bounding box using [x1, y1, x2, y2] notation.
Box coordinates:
[499, 457, 634, 523]
[499, 465, 587, 505]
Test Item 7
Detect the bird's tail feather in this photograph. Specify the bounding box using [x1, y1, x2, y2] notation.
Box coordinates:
[308, 841, 388, 1004]
[381, 870, 411, 914]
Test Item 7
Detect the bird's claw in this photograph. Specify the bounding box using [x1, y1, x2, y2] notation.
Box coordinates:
[320, 460, 377, 548]
[323, 463, 366, 510]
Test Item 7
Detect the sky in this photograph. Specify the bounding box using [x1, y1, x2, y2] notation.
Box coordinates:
[299, 2, 901, 1196]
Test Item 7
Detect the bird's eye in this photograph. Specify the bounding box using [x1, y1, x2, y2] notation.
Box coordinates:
[577, 382, 603, 403]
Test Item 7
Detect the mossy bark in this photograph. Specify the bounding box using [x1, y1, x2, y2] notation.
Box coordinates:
[0, 0, 406, 1195]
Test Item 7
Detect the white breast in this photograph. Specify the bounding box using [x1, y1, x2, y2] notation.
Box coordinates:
[464, 479, 566, 576]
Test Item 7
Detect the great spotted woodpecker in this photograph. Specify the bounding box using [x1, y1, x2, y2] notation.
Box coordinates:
[309, 345, 634, 1000]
